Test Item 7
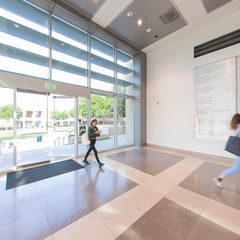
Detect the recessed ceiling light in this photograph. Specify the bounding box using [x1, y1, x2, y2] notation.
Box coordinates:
[146, 28, 151, 33]
[60, 42, 65, 46]
[127, 11, 133, 17]
[14, 23, 20, 28]
[137, 19, 143, 26]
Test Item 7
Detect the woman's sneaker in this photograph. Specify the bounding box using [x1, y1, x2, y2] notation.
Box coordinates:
[213, 178, 224, 189]
[83, 159, 90, 165]
[99, 162, 105, 168]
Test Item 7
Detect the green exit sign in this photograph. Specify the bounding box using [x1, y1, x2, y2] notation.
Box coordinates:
[45, 83, 56, 90]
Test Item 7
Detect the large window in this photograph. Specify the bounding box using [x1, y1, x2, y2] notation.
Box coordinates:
[91, 37, 115, 92]
[0, 0, 49, 79]
[52, 16, 88, 86]
[91, 94, 114, 151]
[117, 97, 134, 146]
[117, 50, 134, 95]
[0, 0, 136, 170]
[77, 97, 88, 156]
[0, 87, 14, 170]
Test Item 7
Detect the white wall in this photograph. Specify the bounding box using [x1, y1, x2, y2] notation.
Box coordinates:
[147, 9, 240, 158]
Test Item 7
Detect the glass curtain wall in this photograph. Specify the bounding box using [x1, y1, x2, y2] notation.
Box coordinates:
[0, 88, 15, 171]
[117, 50, 134, 95]
[0, 0, 136, 167]
[51, 16, 88, 86]
[90, 37, 115, 92]
[91, 94, 114, 151]
[117, 97, 134, 147]
[0, 0, 49, 79]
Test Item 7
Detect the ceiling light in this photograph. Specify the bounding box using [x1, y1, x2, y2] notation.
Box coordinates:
[137, 19, 142, 26]
[127, 11, 133, 17]
[146, 28, 151, 33]
[60, 42, 65, 46]
[14, 23, 20, 28]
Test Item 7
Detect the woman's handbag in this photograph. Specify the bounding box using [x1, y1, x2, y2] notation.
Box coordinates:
[82, 132, 90, 146]
[225, 136, 240, 156]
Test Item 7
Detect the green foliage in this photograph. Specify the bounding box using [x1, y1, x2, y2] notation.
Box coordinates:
[67, 95, 126, 120]
[117, 97, 126, 118]
[78, 98, 87, 118]
[61, 111, 68, 120]
[50, 111, 69, 120]
[68, 108, 74, 118]
[0, 104, 23, 120]
[91, 95, 114, 118]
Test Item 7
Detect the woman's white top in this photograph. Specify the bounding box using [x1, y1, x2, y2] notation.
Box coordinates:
[234, 124, 240, 137]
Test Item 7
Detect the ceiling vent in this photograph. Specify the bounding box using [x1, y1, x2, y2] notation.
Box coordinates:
[159, 7, 180, 25]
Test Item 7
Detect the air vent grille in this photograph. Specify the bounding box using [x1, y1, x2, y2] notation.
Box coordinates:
[159, 7, 180, 25]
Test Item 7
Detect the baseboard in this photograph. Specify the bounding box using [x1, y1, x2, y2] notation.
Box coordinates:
[146, 143, 233, 162]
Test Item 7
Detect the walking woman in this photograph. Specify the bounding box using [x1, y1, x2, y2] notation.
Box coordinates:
[214, 113, 240, 188]
[83, 119, 104, 168]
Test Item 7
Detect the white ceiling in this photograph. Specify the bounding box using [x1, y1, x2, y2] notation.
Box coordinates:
[63, 0, 240, 52]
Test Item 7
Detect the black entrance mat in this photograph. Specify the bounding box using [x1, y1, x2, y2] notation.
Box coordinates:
[6, 160, 83, 190]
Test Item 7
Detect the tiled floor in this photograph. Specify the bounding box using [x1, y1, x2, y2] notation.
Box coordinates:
[0, 147, 240, 240]
[180, 162, 240, 210]
[108, 148, 185, 175]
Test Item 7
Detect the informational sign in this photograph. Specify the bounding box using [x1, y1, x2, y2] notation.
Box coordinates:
[194, 57, 237, 140]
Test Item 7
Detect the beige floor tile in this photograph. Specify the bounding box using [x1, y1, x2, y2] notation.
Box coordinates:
[155, 167, 191, 185]
[95, 195, 142, 237]
[142, 178, 176, 195]
[54, 212, 115, 240]
[123, 185, 163, 212]
[104, 157, 152, 184]
[122, 169, 152, 184]
[202, 199, 240, 235]
[166, 186, 209, 214]
[177, 158, 205, 171]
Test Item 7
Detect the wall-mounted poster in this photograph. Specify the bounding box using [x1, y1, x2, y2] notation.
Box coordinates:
[194, 57, 237, 140]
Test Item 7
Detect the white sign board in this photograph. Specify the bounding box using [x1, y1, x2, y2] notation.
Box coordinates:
[194, 57, 236, 140]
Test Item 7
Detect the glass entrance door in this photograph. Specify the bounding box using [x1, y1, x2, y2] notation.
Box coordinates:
[48, 95, 76, 160]
[0, 87, 15, 171]
[15, 91, 76, 166]
[16, 91, 49, 166]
